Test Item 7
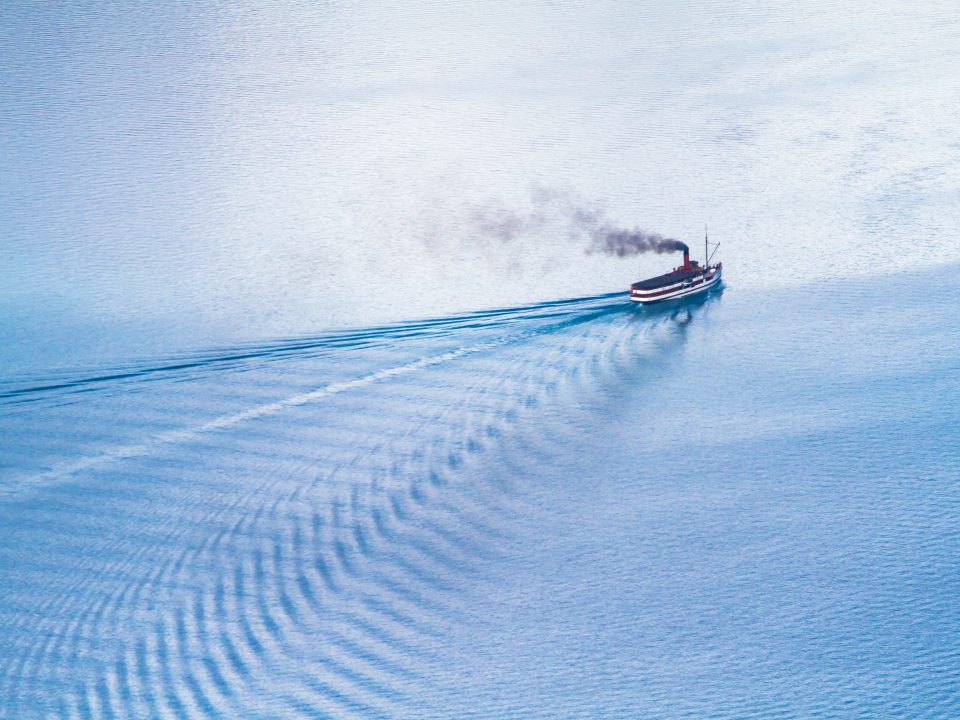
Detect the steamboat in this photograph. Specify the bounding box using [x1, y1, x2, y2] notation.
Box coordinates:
[629, 230, 723, 304]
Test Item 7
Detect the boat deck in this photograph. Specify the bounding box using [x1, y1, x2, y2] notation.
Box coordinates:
[630, 268, 705, 291]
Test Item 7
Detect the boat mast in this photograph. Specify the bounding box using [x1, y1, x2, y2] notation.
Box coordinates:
[704, 224, 708, 268]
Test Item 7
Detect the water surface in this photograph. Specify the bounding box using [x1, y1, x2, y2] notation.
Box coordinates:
[2, 271, 959, 717]
[2, 1, 959, 717]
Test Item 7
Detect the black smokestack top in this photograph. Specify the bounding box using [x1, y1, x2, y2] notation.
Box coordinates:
[588, 227, 688, 258]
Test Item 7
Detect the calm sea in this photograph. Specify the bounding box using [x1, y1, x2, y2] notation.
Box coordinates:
[2, 1, 959, 717]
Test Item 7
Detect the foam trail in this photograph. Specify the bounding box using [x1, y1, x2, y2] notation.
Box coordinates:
[9, 296, 624, 489]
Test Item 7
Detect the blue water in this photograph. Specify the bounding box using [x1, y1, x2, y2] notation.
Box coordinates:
[3, 270, 959, 718]
[4, 1, 960, 717]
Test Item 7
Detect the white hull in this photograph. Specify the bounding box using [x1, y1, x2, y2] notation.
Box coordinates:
[630, 268, 722, 304]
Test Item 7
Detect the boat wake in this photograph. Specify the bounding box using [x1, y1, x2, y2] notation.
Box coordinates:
[0, 292, 715, 718]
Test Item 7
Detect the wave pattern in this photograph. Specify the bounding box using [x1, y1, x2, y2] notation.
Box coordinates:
[0, 294, 709, 718]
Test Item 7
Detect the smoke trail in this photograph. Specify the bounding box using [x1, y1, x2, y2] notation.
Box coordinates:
[587, 228, 688, 257]
[468, 188, 687, 258]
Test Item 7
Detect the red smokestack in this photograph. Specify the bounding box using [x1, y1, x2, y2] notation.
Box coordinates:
[683, 248, 690, 271]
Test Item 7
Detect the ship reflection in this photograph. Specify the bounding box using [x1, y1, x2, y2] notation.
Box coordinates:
[633, 284, 724, 326]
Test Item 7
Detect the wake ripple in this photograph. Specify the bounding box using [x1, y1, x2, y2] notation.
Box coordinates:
[0, 293, 715, 718]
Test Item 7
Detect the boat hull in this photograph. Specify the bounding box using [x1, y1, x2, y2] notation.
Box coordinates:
[630, 268, 722, 304]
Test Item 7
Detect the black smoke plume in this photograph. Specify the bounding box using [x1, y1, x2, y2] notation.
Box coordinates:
[469, 188, 687, 258]
[588, 228, 688, 257]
